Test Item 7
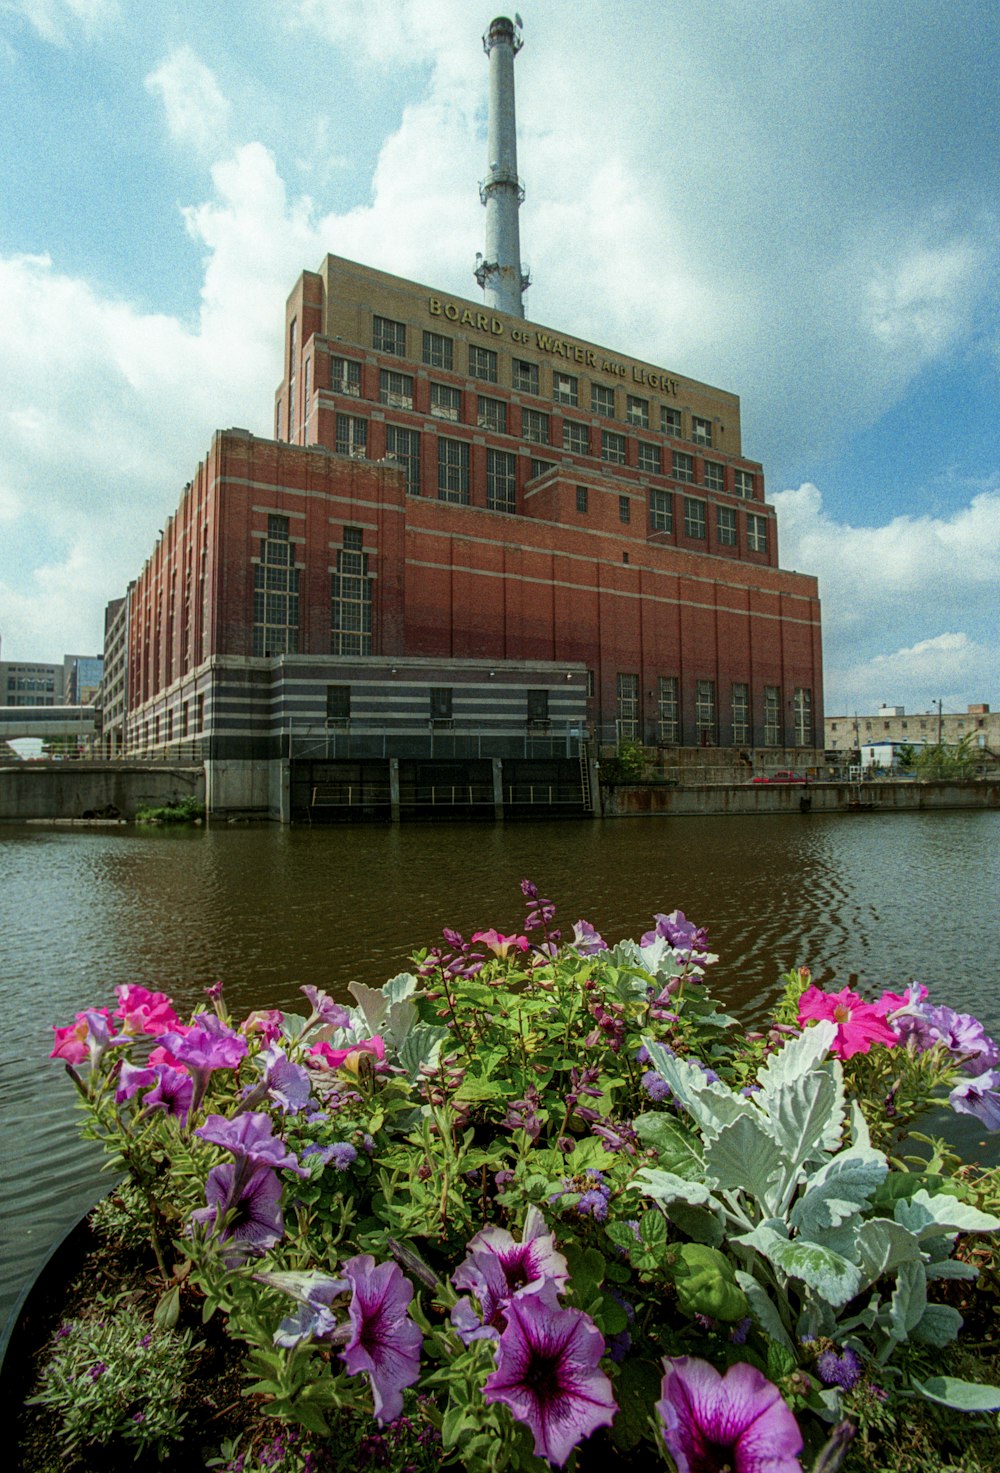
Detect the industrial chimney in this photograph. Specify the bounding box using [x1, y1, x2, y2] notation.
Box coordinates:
[474, 15, 530, 318]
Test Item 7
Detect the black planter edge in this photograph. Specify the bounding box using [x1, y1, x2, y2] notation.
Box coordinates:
[0, 1181, 122, 1399]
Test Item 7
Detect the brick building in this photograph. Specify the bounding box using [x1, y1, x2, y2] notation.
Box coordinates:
[117, 18, 822, 819]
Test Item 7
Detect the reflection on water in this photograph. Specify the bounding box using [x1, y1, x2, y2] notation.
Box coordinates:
[2, 810, 998, 1323]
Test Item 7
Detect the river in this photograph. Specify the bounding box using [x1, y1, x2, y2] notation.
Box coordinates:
[2, 809, 998, 1327]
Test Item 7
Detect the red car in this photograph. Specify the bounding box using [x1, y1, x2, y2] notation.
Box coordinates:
[752, 770, 810, 784]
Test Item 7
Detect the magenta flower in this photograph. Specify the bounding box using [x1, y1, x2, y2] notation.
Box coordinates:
[472, 928, 530, 959]
[114, 984, 181, 1036]
[483, 1285, 616, 1466]
[340, 1255, 423, 1424]
[797, 986, 899, 1060]
[656, 1357, 803, 1473]
[50, 1008, 127, 1068]
[160, 1013, 247, 1115]
[452, 1206, 569, 1340]
[241, 1008, 285, 1046]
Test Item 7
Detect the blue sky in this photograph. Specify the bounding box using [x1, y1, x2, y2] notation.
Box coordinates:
[0, 0, 997, 716]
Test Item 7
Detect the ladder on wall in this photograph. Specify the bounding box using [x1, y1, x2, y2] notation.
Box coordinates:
[578, 741, 594, 814]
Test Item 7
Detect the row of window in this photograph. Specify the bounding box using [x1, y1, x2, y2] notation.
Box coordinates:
[136, 693, 207, 747]
[617, 676, 813, 746]
[368, 318, 718, 445]
[333, 393, 756, 497]
[326, 685, 553, 724]
[253, 518, 375, 658]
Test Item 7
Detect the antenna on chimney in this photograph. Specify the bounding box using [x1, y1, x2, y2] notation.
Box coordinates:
[474, 15, 530, 317]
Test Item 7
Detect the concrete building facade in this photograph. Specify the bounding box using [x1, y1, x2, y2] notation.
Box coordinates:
[825, 704, 997, 753]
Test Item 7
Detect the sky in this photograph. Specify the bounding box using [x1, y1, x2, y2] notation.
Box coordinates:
[0, 0, 997, 718]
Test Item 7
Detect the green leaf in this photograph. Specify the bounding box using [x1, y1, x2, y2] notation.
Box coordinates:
[674, 1244, 749, 1323]
[895, 1189, 1000, 1240]
[610, 1358, 662, 1452]
[387, 997, 419, 1044]
[734, 1270, 794, 1351]
[397, 1023, 450, 1077]
[886, 1258, 927, 1341]
[153, 1284, 181, 1329]
[854, 1217, 922, 1286]
[632, 1168, 714, 1209]
[642, 1041, 754, 1140]
[666, 1201, 726, 1248]
[633, 1111, 704, 1177]
[736, 1224, 862, 1307]
[790, 1145, 888, 1239]
[704, 1113, 784, 1212]
[911, 1302, 963, 1347]
[911, 1376, 1000, 1412]
[639, 1208, 668, 1246]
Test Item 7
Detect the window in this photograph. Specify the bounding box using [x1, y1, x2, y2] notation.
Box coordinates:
[696, 680, 717, 744]
[487, 449, 517, 513]
[602, 430, 627, 464]
[673, 450, 694, 483]
[196, 693, 205, 731]
[661, 406, 681, 437]
[274, 399, 282, 438]
[793, 688, 813, 747]
[638, 441, 661, 474]
[764, 686, 782, 746]
[521, 407, 549, 444]
[530, 458, 556, 480]
[553, 371, 578, 406]
[469, 345, 498, 383]
[562, 420, 589, 455]
[692, 415, 712, 446]
[327, 685, 351, 724]
[716, 505, 737, 546]
[422, 330, 453, 370]
[373, 315, 406, 355]
[650, 489, 673, 532]
[734, 469, 755, 499]
[731, 683, 750, 744]
[591, 383, 615, 416]
[430, 687, 453, 721]
[386, 425, 420, 494]
[379, 369, 413, 409]
[513, 359, 539, 394]
[478, 395, 507, 433]
[330, 356, 361, 397]
[747, 513, 768, 553]
[704, 460, 725, 492]
[335, 414, 367, 457]
[626, 395, 649, 428]
[617, 672, 639, 740]
[619, 495, 631, 524]
[527, 689, 549, 723]
[253, 514, 299, 656]
[576, 485, 589, 513]
[430, 382, 461, 421]
[684, 497, 706, 538]
[657, 676, 680, 744]
[331, 528, 373, 656]
[438, 438, 470, 503]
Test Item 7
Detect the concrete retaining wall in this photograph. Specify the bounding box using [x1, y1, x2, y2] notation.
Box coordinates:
[0, 763, 204, 822]
[601, 780, 1000, 817]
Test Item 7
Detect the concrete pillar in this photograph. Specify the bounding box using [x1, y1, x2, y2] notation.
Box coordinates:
[492, 757, 504, 821]
[389, 757, 401, 824]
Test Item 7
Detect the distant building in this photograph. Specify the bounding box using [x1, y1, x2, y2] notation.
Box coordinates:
[826, 704, 998, 752]
[0, 658, 62, 706]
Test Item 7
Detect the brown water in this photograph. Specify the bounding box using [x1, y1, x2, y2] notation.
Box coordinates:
[3, 810, 998, 1327]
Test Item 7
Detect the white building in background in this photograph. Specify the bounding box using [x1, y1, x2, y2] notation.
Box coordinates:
[825, 703, 997, 753]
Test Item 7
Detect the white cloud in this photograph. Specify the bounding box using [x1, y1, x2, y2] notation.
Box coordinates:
[145, 45, 232, 161]
[773, 483, 1000, 714]
[4, 0, 117, 46]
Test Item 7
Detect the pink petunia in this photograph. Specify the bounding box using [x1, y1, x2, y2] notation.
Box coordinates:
[797, 986, 899, 1060]
[471, 929, 530, 960]
[114, 984, 181, 1036]
[308, 1035, 385, 1072]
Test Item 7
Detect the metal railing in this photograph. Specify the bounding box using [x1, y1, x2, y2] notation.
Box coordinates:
[287, 721, 587, 762]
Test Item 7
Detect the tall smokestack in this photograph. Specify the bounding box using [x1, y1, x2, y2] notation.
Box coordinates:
[475, 15, 530, 318]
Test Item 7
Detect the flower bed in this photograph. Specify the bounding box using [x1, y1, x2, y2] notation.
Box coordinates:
[34, 883, 1000, 1471]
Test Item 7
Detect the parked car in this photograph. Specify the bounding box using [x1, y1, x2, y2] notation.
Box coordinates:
[751, 770, 810, 784]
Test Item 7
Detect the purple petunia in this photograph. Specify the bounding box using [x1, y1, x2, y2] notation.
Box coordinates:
[950, 1069, 1000, 1131]
[656, 1357, 803, 1473]
[259, 1270, 349, 1349]
[191, 1161, 284, 1262]
[160, 1013, 247, 1115]
[483, 1284, 617, 1467]
[300, 986, 352, 1031]
[250, 1045, 313, 1114]
[571, 919, 608, 956]
[340, 1255, 423, 1424]
[196, 1111, 306, 1175]
[451, 1206, 569, 1342]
